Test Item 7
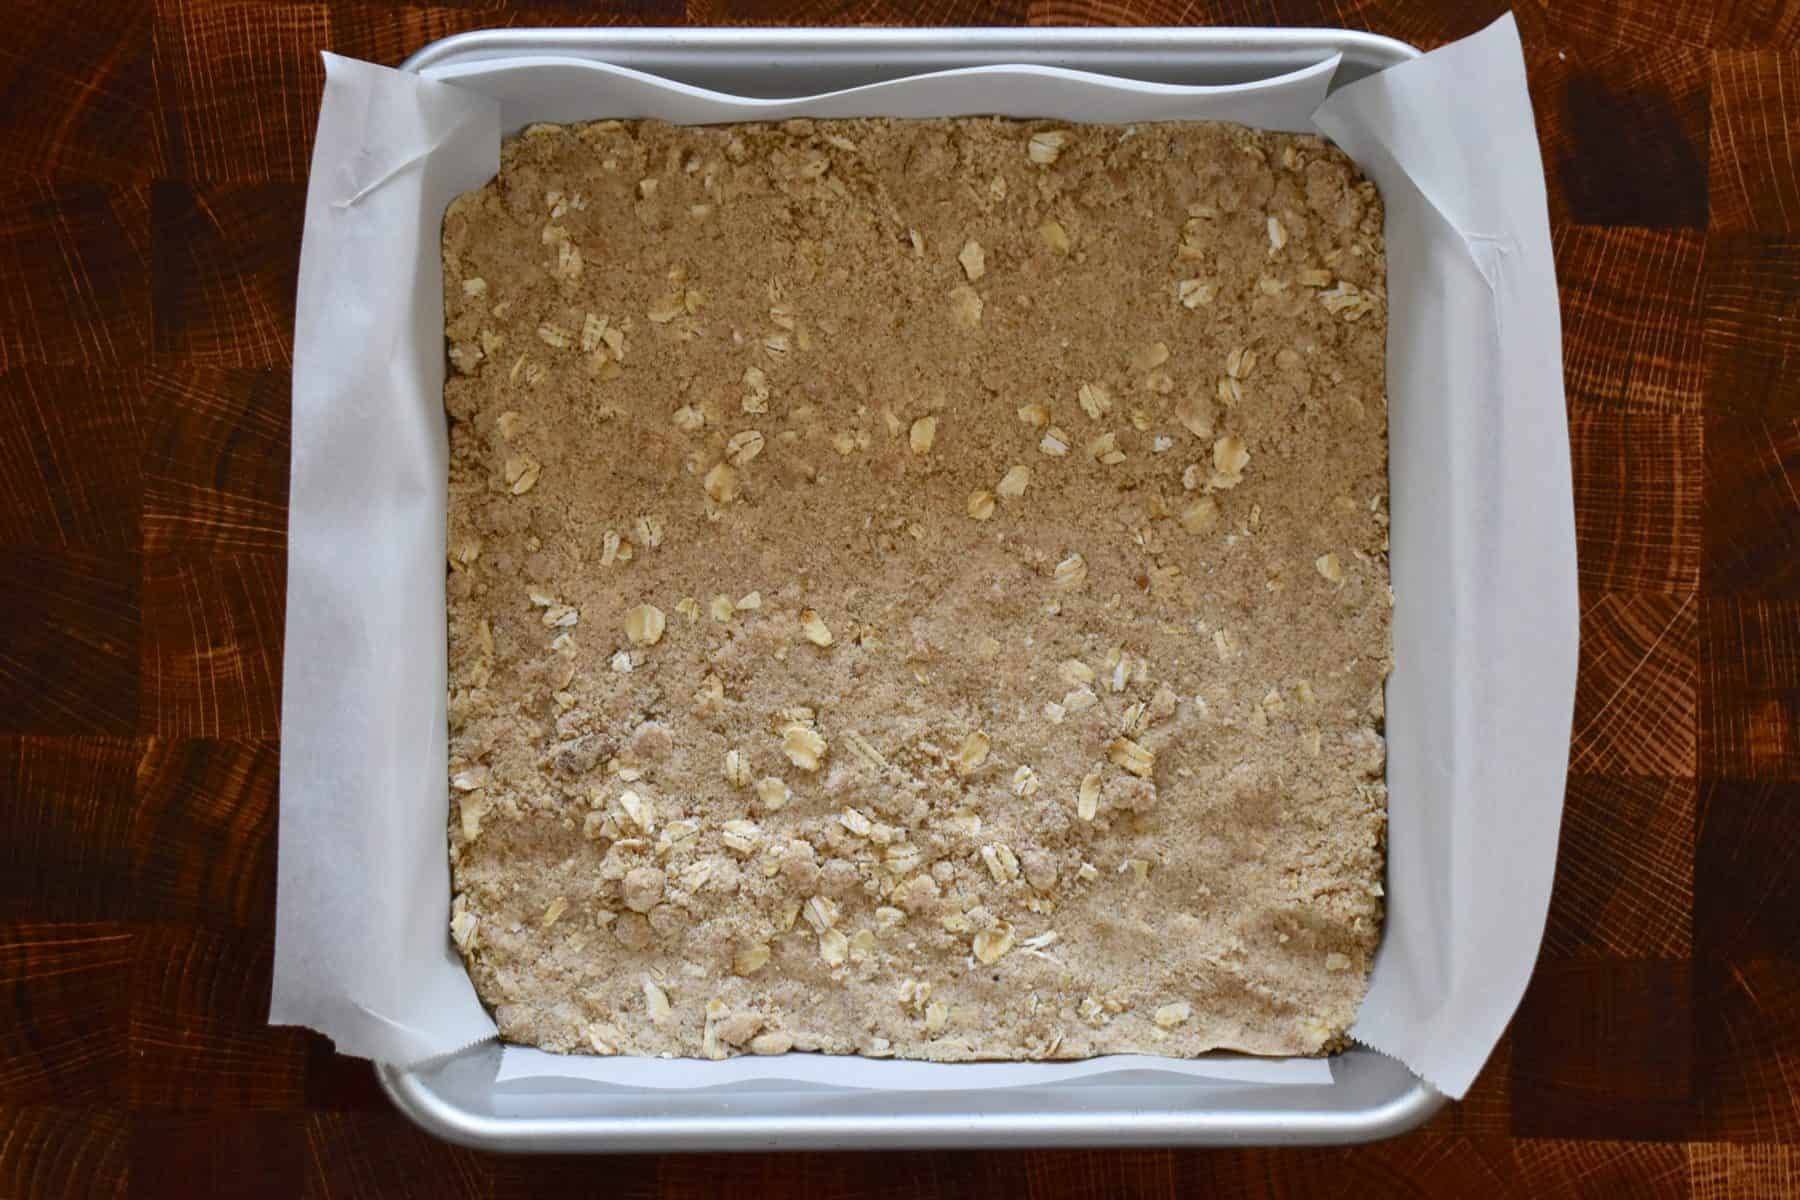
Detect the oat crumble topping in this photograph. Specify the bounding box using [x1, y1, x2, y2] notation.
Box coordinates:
[443, 116, 1388, 1061]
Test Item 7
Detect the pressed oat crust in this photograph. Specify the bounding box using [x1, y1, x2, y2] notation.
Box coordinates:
[442, 117, 1389, 1061]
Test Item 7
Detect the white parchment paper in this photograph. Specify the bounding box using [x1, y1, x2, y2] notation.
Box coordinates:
[275, 15, 1574, 1101]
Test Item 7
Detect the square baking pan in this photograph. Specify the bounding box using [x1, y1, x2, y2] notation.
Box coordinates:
[372, 25, 1440, 1151]
[376, 24, 1442, 1152]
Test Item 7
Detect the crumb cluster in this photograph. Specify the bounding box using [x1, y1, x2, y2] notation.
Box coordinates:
[442, 116, 1389, 1061]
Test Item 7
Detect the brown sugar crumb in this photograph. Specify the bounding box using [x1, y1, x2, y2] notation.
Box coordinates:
[442, 116, 1389, 1063]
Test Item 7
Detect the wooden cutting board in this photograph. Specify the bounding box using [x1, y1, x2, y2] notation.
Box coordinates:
[1, 0, 1796, 1195]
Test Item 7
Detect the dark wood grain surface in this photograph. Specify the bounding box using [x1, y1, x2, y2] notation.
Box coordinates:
[1, 1, 1795, 1196]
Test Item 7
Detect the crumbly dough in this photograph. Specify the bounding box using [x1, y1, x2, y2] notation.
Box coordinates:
[441, 117, 1389, 1062]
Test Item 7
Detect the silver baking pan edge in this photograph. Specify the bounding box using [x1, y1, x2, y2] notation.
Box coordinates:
[380, 24, 1443, 1152]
